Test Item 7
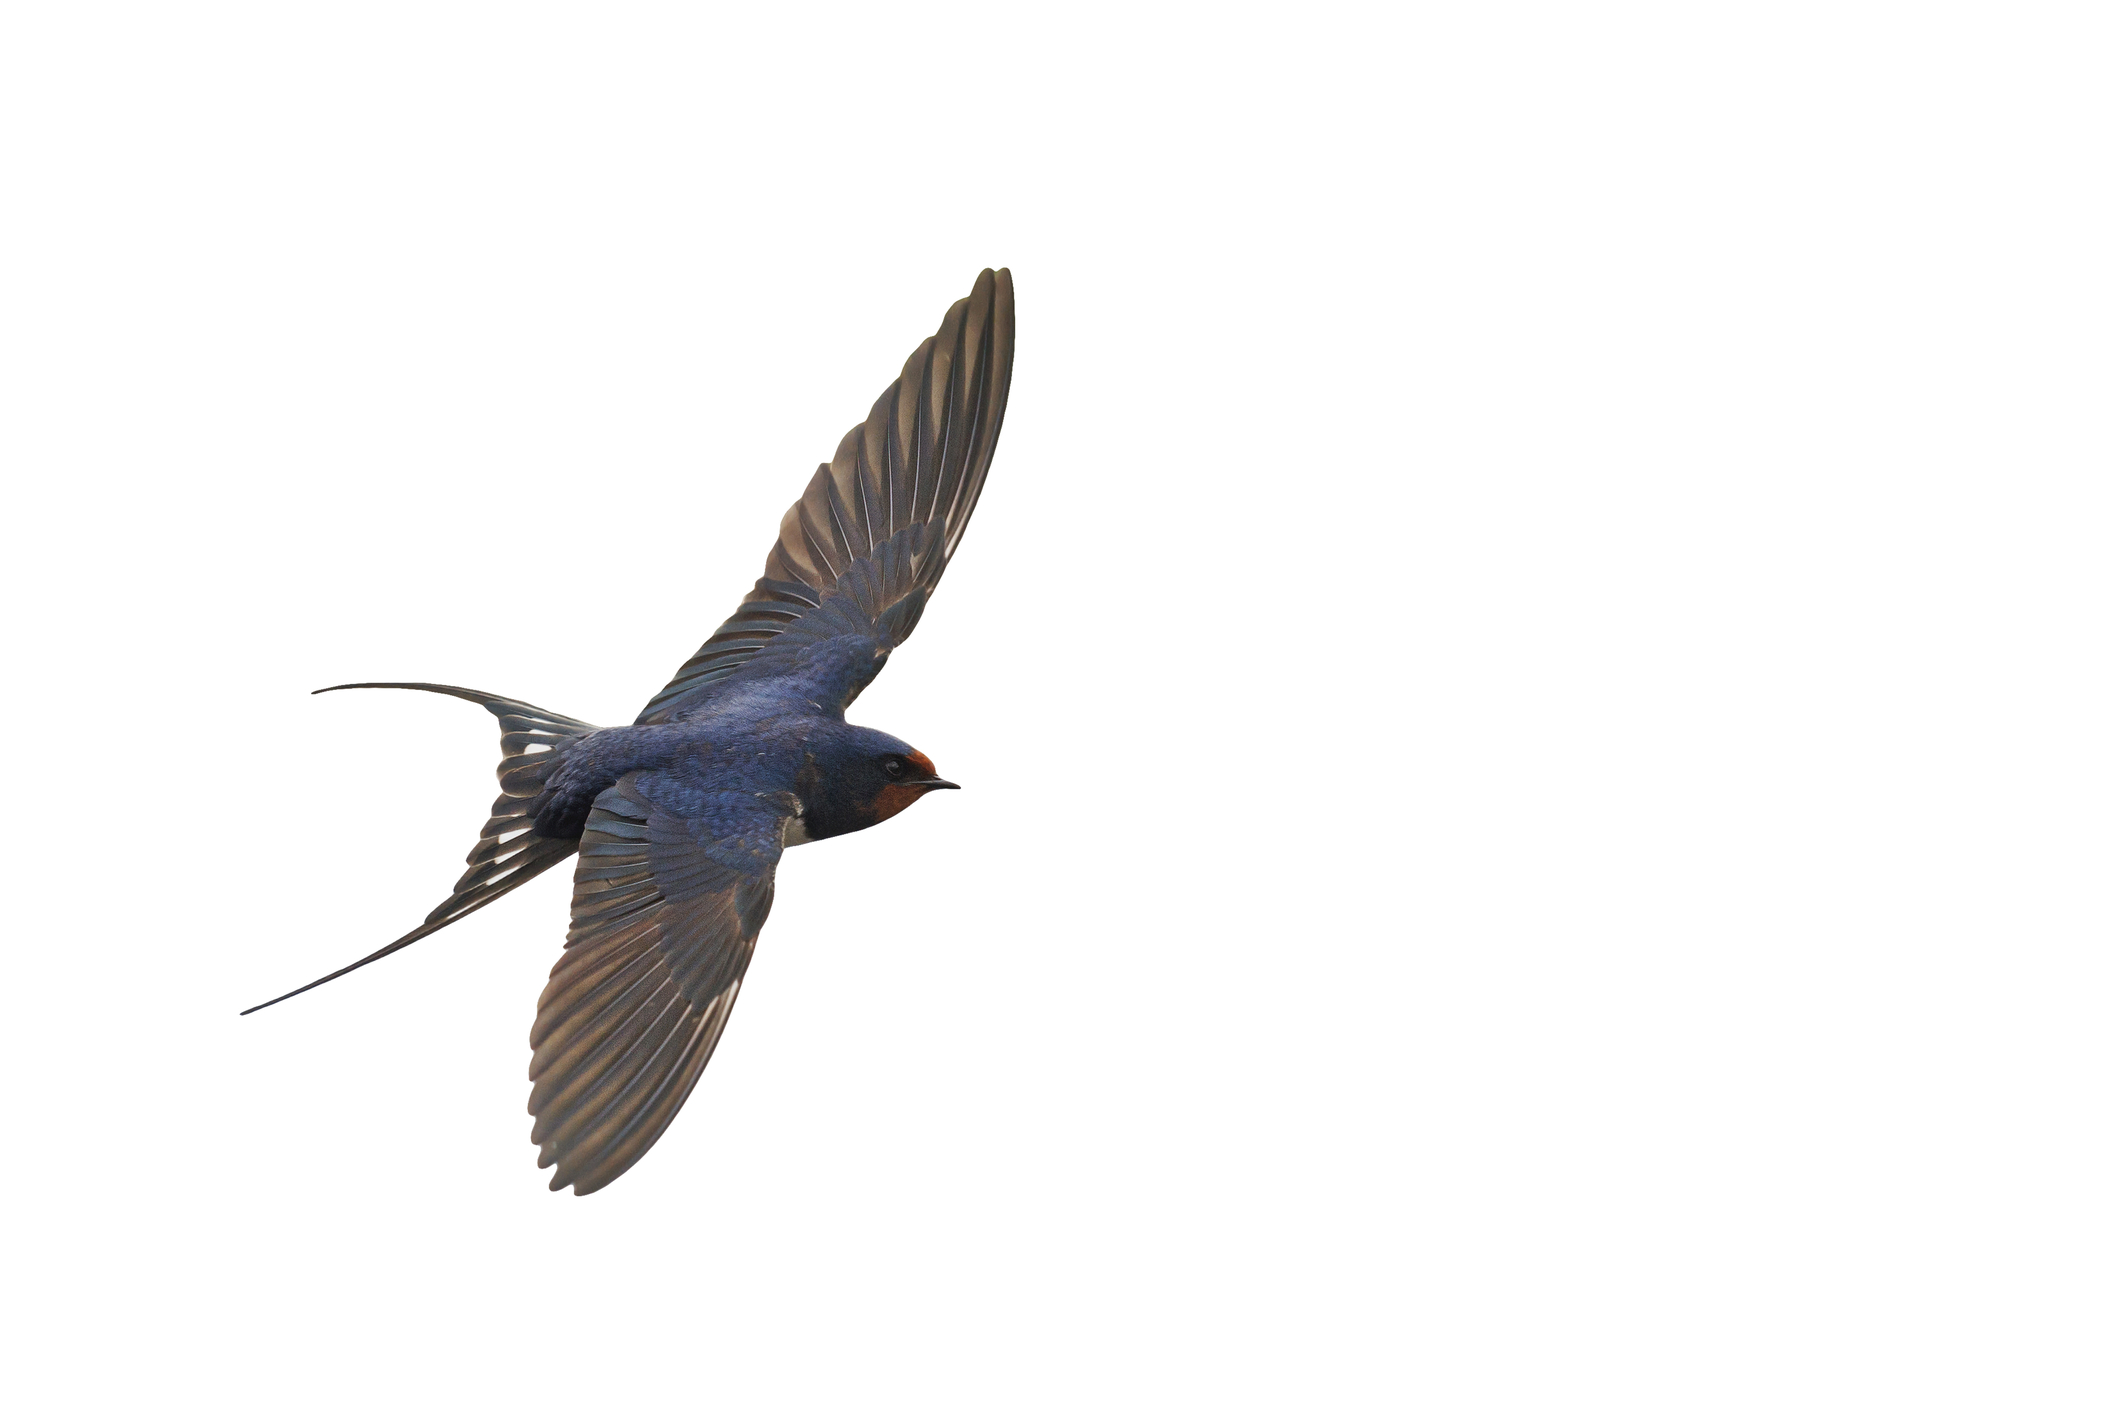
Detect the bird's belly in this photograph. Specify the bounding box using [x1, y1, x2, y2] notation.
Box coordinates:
[780, 815, 814, 848]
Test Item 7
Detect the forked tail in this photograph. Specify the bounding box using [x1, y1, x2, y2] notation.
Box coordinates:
[240, 684, 598, 1015]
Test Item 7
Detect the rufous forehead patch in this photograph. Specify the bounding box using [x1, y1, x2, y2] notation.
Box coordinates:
[906, 749, 938, 777]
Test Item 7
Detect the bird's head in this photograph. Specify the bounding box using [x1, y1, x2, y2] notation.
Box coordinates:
[794, 727, 959, 841]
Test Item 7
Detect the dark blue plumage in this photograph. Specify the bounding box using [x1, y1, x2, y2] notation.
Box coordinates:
[247, 269, 1013, 1195]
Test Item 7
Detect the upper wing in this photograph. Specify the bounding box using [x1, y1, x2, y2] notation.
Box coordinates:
[636, 267, 1014, 724]
[528, 772, 790, 1195]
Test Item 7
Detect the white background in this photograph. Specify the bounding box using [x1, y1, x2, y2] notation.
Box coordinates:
[3, 4, 2116, 1409]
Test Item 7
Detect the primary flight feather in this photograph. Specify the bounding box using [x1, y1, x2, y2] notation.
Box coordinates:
[247, 269, 1015, 1195]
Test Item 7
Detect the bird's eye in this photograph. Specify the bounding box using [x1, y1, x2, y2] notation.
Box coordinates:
[883, 759, 905, 779]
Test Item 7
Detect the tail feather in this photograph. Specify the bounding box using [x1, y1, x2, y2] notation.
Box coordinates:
[240, 684, 599, 1016]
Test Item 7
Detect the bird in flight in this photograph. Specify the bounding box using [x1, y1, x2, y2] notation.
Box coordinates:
[247, 269, 1015, 1195]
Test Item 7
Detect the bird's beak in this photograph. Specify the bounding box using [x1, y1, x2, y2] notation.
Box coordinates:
[920, 779, 961, 791]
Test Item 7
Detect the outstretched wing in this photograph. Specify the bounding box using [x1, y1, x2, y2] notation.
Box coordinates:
[529, 772, 790, 1195]
[636, 267, 1015, 724]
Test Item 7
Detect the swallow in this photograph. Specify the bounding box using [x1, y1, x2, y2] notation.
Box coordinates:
[246, 269, 1015, 1195]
